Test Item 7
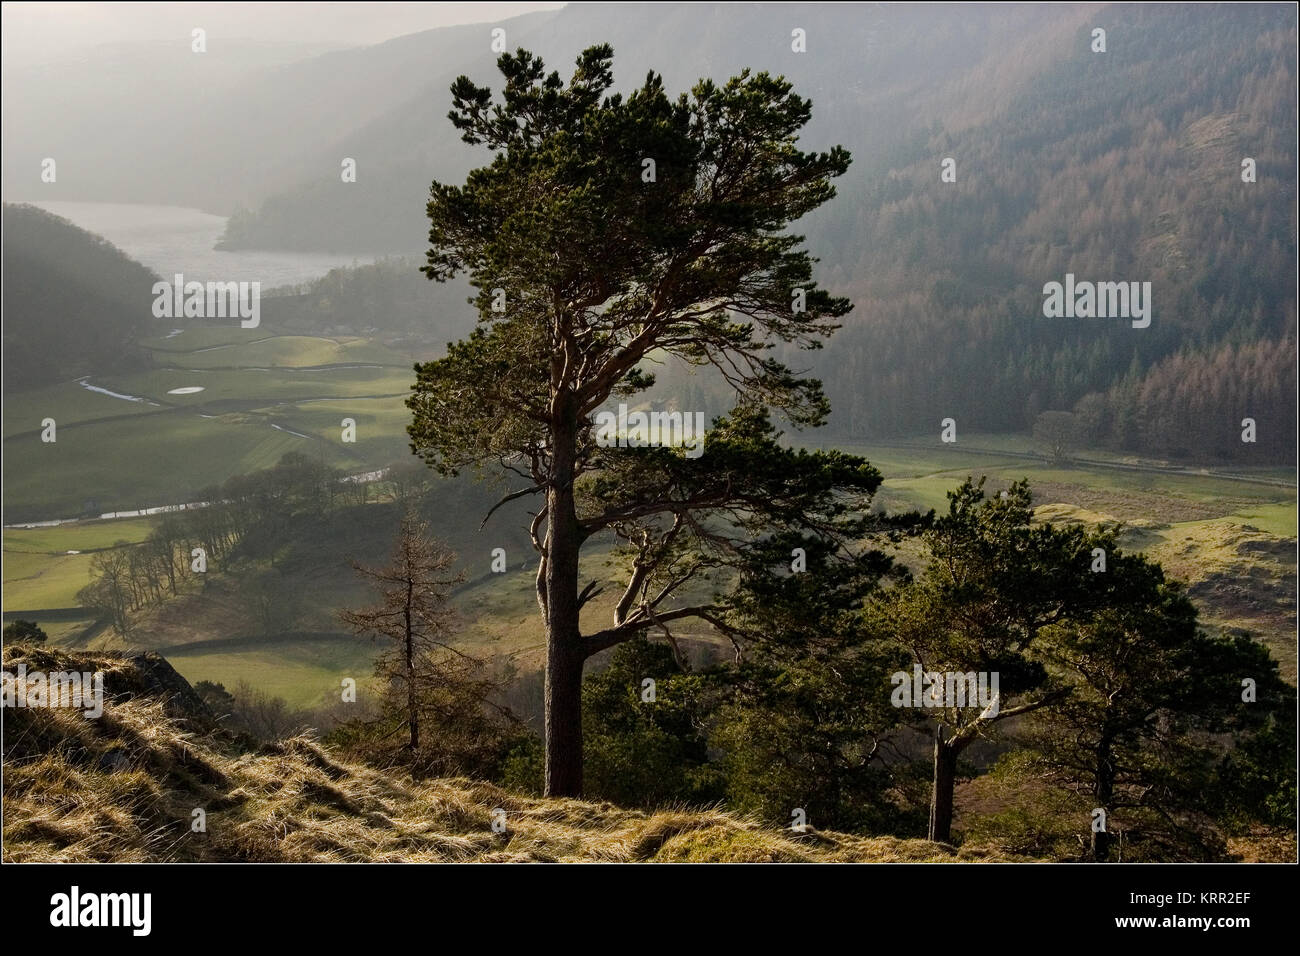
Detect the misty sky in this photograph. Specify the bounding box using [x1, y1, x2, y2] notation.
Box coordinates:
[0, 2, 568, 65]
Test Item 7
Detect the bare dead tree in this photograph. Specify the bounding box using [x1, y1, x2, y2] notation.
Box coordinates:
[339, 512, 468, 753]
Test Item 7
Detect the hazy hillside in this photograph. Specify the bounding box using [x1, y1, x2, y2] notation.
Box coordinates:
[206, 3, 1300, 461]
[262, 257, 478, 344]
[1, 203, 161, 390]
[5, 4, 1293, 460]
[0, 15, 559, 215]
[214, 3, 1086, 252]
[816, 3, 1297, 456]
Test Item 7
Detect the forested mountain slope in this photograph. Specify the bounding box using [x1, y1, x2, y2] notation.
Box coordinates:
[1, 203, 160, 390]
[221, 4, 1300, 460]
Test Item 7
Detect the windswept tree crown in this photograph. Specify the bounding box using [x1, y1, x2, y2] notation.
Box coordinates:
[410, 43, 852, 474]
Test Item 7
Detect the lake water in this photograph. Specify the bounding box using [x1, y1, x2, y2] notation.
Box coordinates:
[22, 200, 372, 291]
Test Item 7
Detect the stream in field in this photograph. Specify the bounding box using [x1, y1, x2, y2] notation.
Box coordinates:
[5, 202, 386, 527]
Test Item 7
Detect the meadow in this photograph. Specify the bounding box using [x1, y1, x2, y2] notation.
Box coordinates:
[4, 330, 1295, 704]
[2, 328, 417, 521]
[3, 517, 156, 611]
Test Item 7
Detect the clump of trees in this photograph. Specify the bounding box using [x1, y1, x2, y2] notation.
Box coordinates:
[1072, 339, 1297, 462]
[866, 479, 1102, 842]
[579, 639, 724, 809]
[193, 679, 311, 741]
[554, 477, 1294, 861]
[78, 452, 347, 635]
[867, 478, 1291, 857]
[2, 620, 48, 644]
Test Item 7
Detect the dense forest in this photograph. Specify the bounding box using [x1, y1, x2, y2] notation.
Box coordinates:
[810, 5, 1296, 461]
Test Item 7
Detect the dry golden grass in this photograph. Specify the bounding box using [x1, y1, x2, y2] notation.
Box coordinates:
[3, 643, 1021, 863]
[1225, 829, 1298, 863]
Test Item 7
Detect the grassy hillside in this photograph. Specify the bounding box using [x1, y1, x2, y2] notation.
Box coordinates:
[852, 437, 1298, 678]
[0, 642, 1016, 863]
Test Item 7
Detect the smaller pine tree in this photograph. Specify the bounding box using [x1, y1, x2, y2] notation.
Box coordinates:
[340, 512, 513, 777]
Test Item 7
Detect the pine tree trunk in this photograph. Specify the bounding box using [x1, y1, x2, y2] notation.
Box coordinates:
[1091, 733, 1115, 862]
[405, 583, 418, 751]
[544, 633, 584, 796]
[929, 725, 961, 843]
[543, 393, 585, 797]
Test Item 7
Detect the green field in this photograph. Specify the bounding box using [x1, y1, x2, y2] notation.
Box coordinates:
[33, 618, 102, 643]
[4, 517, 157, 552]
[2, 380, 169, 440]
[3, 330, 419, 520]
[271, 396, 414, 459]
[137, 326, 278, 352]
[160, 634, 382, 709]
[3, 517, 157, 610]
[1225, 501, 1298, 537]
[2, 550, 99, 609]
[94, 365, 413, 407]
[5, 411, 315, 519]
[812, 435, 1297, 528]
[146, 333, 406, 370]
